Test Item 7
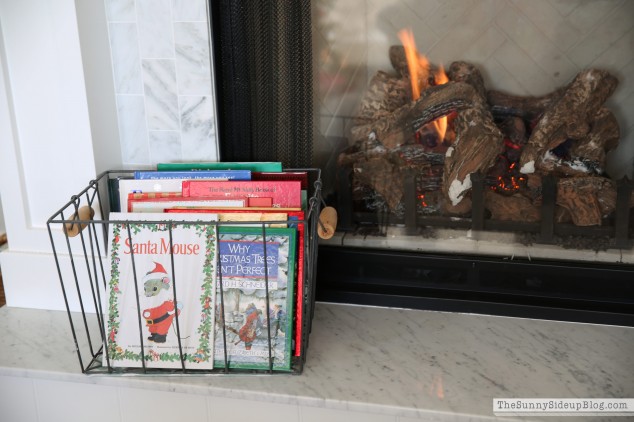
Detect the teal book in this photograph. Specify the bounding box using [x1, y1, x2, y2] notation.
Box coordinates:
[157, 162, 283, 172]
[214, 226, 296, 371]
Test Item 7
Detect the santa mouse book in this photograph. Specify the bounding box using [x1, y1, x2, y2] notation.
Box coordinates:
[105, 212, 218, 369]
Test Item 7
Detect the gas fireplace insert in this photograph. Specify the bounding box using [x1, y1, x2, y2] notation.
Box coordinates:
[209, 0, 634, 326]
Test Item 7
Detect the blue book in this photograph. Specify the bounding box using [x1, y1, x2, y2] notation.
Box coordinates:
[134, 170, 252, 180]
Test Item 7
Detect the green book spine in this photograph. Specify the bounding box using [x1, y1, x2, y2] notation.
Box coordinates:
[157, 162, 283, 172]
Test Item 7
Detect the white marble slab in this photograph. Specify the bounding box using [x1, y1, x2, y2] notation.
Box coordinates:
[142, 59, 180, 130]
[116, 94, 150, 164]
[174, 22, 212, 95]
[179, 95, 218, 161]
[136, 0, 174, 59]
[105, 0, 136, 22]
[0, 302, 632, 421]
[108, 23, 143, 94]
[172, 0, 207, 22]
[149, 130, 182, 163]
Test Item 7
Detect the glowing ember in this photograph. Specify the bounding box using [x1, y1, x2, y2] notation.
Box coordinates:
[490, 152, 527, 194]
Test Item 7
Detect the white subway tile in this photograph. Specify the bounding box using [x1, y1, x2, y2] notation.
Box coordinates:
[117, 94, 150, 164]
[142, 59, 180, 130]
[300, 406, 396, 422]
[179, 95, 218, 161]
[208, 396, 299, 422]
[108, 23, 144, 94]
[0, 376, 37, 422]
[35, 379, 121, 422]
[105, 0, 136, 22]
[119, 387, 208, 422]
[149, 130, 182, 163]
[137, 0, 175, 58]
[172, 0, 207, 22]
[174, 22, 212, 96]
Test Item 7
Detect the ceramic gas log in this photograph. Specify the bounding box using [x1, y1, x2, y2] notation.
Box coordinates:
[339, 45, 624, 229]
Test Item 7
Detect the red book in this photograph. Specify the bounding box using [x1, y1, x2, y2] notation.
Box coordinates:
[252, 171, 308, 189]
[292, 212, 305, 357]
[182, 180, 302, 208]
[126, 192, 182, 211]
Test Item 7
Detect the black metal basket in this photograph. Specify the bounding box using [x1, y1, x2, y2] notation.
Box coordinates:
[47, 169, 322, 375]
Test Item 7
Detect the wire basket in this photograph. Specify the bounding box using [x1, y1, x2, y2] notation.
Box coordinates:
[47, 169, 322, 375]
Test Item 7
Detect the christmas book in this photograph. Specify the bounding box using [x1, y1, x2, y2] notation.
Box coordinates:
[181, 180, 302, 209]
[214, 226, 296, 371]
[105, 212, 218, 369]
[157, 162, 282, 172]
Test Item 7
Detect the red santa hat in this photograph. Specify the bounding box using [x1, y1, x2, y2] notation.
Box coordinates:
[144, 261, 169, 284]
[146, 262, 167, 276]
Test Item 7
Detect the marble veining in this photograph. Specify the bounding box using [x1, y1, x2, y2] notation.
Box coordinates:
[1, 302, 632, 421]
[105, 0, 219, 167]
[179, 95, 217, 161]
[116, 95, 150, 164]
[174, 22, 212, 95]
[142, 59, 179, 131]
[108, 23, 143, 94]
[149, 130, 182, 163]
[105, 0, 136, 22]
[172, 0, 207, 22]
[136, 0, 175, 59]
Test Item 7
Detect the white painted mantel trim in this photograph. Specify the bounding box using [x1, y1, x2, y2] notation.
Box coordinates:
[0, 0, 102, 310]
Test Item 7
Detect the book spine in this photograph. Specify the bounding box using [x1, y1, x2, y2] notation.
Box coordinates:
[182, 181, 301, 208]
[294, 222, 305, 357]
[157, 162, 283, 172]
[134, 170, 251, 180]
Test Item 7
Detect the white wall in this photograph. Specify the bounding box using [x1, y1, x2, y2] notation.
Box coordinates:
[76, 0, 123, 174]
[0, 0, 100, 309]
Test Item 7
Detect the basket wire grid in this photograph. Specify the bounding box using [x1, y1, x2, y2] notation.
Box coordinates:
[47, 169, 322, 375]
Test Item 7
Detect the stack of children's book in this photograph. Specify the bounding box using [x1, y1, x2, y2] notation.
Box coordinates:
[105, 162, 308, 372]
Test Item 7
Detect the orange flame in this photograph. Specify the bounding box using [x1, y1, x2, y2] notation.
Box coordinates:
[432, 65, 449, 141]
[398, 29, 449, 142]
[397, 29, 430, 100]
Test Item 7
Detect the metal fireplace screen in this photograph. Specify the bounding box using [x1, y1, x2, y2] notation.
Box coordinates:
[210, 0, 313, 168]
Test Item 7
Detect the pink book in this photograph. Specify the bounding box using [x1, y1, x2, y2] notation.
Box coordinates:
[182, 180, 302, 209]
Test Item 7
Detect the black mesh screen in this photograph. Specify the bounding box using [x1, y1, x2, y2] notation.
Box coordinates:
[210, 0, 313, 168]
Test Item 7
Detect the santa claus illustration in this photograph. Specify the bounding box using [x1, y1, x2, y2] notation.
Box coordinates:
[141, 262, 181, 343]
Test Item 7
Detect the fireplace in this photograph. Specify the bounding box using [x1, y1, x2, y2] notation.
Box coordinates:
[209, 0, 634, 326]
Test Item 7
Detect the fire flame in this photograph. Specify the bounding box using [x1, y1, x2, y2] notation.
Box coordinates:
[397, 29, 449, 142]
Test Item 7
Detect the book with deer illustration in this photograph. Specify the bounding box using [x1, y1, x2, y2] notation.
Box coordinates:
[214, 226, 296, 371]
[105, 212, 218, 369]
